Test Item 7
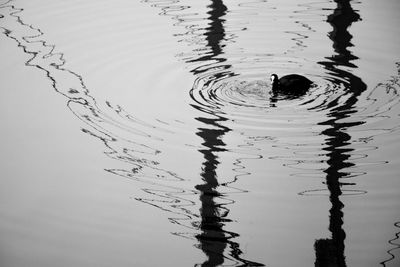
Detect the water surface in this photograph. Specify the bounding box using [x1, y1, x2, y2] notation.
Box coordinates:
[1, 0, 400, 266]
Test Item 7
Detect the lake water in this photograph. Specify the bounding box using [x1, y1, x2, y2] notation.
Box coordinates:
[1, 0, 400, 266]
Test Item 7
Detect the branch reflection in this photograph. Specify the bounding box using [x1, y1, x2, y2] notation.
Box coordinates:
[315, 1, 365, 266]
[191, 1, 264, 266]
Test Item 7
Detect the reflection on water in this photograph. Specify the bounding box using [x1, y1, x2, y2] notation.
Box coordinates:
[190, 1, 264, 265]
[0, 0, 187, 184]
[377, 63, 400, 267]
[314, 0, 364, 266]
[191, 2, 232, 265]
[2, 0, 400, 266]
[381, 221, 400, 267]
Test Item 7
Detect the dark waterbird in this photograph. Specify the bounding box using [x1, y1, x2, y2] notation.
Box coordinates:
[270, 73, 313, 94]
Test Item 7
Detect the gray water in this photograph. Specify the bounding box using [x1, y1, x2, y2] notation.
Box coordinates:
[1, 0, 400, 266]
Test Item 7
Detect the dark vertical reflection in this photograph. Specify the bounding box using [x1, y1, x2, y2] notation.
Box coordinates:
[195, 116, 230, 267]
[190, 0, 227, 64]
[193, 2, 230, 265]
[191, 1, 263, 266]
[315, 1, 366, 266]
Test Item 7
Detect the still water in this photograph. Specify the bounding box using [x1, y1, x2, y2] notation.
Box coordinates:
[1, 0, 400, 266]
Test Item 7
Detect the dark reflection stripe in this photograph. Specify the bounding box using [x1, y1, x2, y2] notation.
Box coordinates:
[144, 0, 266, 265]
[314, 1, 365, 266]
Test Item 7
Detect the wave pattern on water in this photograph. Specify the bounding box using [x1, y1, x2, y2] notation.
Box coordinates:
[0, 1, 191, 190]
[2, 0, 400, 266]
[145, 1, 400, 267]
[381, 221, 400, 267]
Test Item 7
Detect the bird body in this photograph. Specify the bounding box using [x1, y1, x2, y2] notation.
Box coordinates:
[271, 74, 312, 93]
